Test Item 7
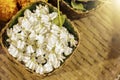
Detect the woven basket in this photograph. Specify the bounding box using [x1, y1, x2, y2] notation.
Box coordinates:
[0, 1, 80, 77]
[49, 0, 102, 19]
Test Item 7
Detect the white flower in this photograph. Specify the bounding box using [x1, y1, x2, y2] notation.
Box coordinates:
[13, 24, 21, 33]
[56, 53, 66, 62]
[36, 48, 45, 57]
[51, 24, 60, 35]
[48, 53, 61, 68]
[29, 31, 36, 40]
[28, 14, 37, 24]
[35, 65, 44, 74]
[47, 34, 58, 51]
[39, 5, 49, 14]
[35, 35, 44, 44]
[24, 9, 32, 18]
[18, 17, 23, 23]
[17, 53, 23, 61]
[25, 60, 32, 67]
[55, 42, 64, 54]
[34, 9, 41, 17]
[60, 28, 69, 43]
[10, 34, 18, 41]
[60, 27, 68, 32]
[41, 14, 50, 23]
[34, 22, 42, 33]
[31, 63, 36, 70]
[43, 22, 51, 30]
[60, 31, 68, 39]
[25, 60, 37, 70]
[10, 41, 17, 47]
[51, 24, 60, 31]
[64, 47, 73, 56]
[42, 5, 49, 14]
[28, 61, 35, 70]
[7, 28, 13, 37]
[17, 40, 25, 49]
[8, 44, 18, 57]
[39, 27, 47, 35]
[49, 12, 58, 20]
[69, 34, 78, 47]
[17, 31, 27, 40]
[34, 5, 48, 17]
[35, 5, 49, 15]
[19, 17, 31, 31]
[26, 45, 34, 54]
[39, 66, 44, 74]
[23, 56, 30, 63]
[43, 61, 53, 73]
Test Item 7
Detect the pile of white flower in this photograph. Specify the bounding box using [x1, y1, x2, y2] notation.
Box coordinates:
[6, 4, 77, 74]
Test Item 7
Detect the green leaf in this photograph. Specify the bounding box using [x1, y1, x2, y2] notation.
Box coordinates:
[71, 0, 86, 10]
[52, 15, 66, 27]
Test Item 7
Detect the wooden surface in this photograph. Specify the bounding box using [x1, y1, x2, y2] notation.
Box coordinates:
[0, 1, 120, 80]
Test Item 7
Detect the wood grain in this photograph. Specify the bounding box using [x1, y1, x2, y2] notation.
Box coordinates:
[0, 1, 120, 80]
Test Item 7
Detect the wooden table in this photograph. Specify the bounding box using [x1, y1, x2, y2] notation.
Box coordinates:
[0, 1, 120, 80]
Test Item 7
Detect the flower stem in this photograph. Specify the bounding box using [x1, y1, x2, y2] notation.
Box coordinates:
[57, 0, 62, 27]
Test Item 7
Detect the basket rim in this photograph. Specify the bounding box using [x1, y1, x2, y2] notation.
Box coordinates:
[61, 0, 103, 14]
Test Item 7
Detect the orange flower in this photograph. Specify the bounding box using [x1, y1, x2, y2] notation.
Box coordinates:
[0, 0, 18, 21]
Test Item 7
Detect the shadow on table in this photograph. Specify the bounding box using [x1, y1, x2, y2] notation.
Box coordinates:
[108, 32, 120, 59]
